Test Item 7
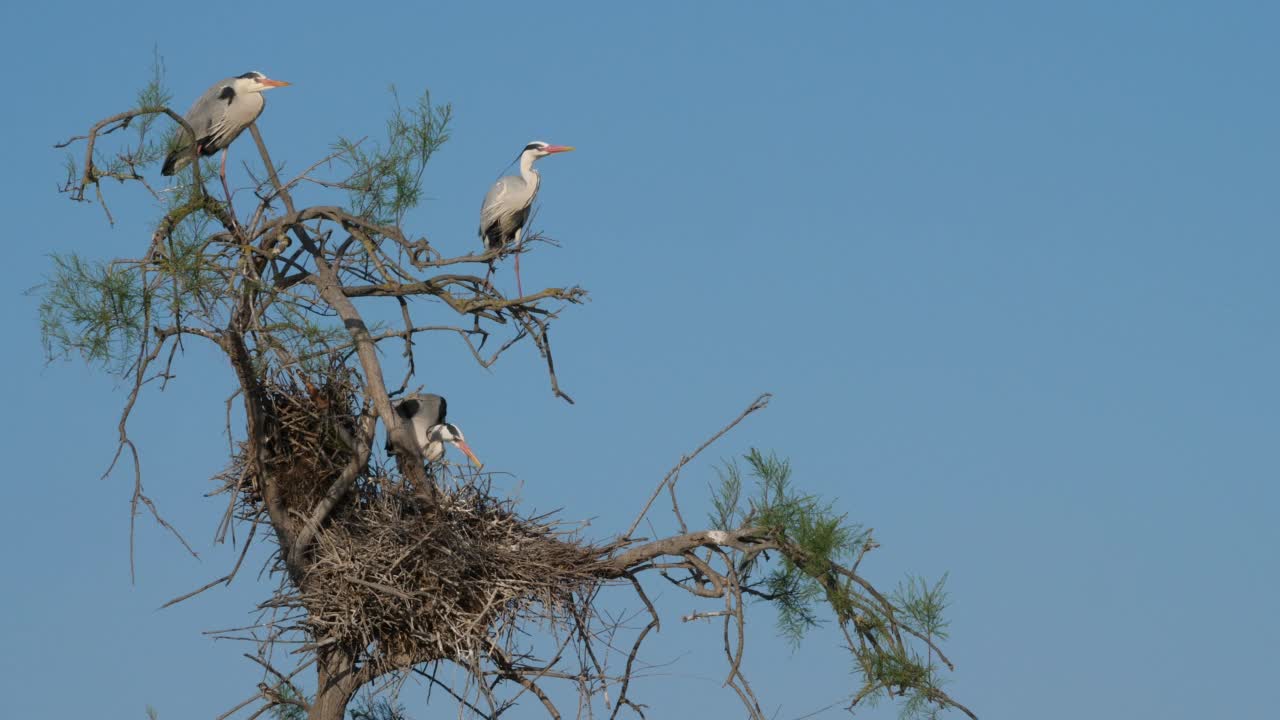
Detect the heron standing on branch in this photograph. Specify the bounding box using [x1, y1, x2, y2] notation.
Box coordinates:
[388, 393, 483, 469]
[162, 71, 291, 196]
[479, 141, 575, 297]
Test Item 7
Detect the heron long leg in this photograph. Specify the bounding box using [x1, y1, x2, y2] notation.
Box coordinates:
[513, 227, 525, 298]
[219, 148, 239, 229]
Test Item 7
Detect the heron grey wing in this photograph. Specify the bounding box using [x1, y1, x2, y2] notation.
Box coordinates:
[162, 79, 238, 175]
[184, 80, 237, 138]
[480, 176, 533, 229]
[409, 394, 445, 425]
[409, 413, 434, 451]
[479, 176, 513, 229]
[200, 91, 264, 153]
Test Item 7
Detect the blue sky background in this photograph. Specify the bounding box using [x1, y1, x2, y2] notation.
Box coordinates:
[2, 1, 1277, 718]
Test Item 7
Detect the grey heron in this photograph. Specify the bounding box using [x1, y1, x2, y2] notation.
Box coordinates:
[161, 71, 291, 191]
[479, 141, 575, 296]
[387, 393, 483, 468]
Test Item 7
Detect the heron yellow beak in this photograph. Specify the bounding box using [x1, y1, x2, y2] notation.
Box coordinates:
[455, 440, 483, 469]
[262, 78, 291, 88]
[543, 145, 575, 154]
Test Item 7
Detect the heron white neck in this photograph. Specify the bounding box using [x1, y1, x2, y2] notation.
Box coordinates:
[518, 151, 540, 183]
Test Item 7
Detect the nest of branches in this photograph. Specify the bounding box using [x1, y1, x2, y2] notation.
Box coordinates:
[216, 364, 607, 678]
[214, 363, 603, 675]
[297, 477, 602, 674]
[256, 368, 366, 513]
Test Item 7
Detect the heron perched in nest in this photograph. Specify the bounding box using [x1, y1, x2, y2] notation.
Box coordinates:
[388, 393, 482, 468]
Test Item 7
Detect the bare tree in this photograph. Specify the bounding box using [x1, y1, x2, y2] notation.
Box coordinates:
[42, 70, 975, 720]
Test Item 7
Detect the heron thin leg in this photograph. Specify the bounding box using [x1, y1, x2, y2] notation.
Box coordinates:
[219, 148, 238, 227]
[513, 227, 525, 298]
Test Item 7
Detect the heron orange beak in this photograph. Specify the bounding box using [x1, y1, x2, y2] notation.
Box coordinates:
[543, 145, 575, 154]
[454, 440, 483, 469]
[262, 78, 291, 88]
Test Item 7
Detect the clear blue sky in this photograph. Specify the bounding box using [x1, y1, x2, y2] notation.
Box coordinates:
[2, 1, 1276, 718]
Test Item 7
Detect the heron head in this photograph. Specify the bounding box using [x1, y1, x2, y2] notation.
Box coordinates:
[523, 141, 575, 159]
[432, 422, 483, 469]
[236, 71, 291, 93]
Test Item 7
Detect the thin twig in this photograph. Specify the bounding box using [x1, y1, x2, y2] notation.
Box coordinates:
[623, 393, 772, 539]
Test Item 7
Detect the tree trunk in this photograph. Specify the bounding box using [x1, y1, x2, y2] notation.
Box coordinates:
[309, 649, 360, 720]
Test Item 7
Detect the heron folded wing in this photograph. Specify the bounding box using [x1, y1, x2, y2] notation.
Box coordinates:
[479, 176, 539, 249]
[479, 178, 513, 228]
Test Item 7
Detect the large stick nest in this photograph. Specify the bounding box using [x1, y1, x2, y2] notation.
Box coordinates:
[302, 482, 602, 672]
[225, 369, 606, 673]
